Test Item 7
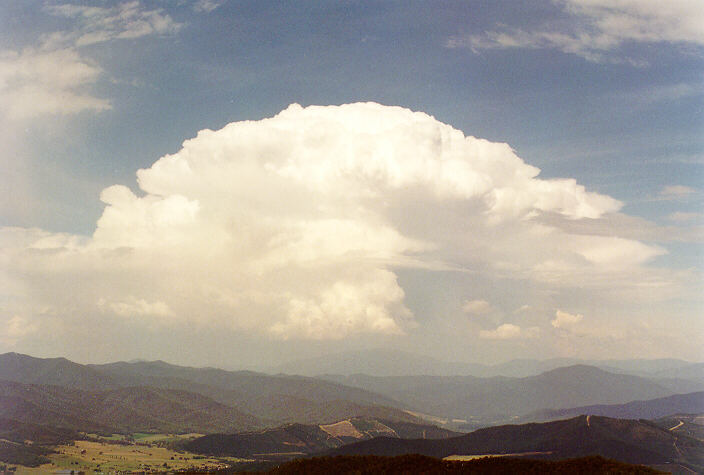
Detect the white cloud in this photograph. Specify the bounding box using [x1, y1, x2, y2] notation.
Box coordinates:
[0, 103, 676, 340]
[0, 48, 110, 120]
[551, 309, 583, 329]
[479, 323, 539, 340]
[448, 0, 704, 63]
[0, 2, 183, 121]
[462, 299, 492, 315]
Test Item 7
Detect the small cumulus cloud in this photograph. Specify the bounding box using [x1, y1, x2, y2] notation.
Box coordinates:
[0, 48, 110, 120]
[551, 309, 583, 329]
[479, 323, 539, 340]
[462, 299, 492, 315]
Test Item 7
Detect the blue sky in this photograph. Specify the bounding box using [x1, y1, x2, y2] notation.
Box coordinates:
[0, 0, 702, 367]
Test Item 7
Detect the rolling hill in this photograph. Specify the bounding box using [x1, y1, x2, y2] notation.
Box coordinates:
[0, 417, 79, 446]
[0, 439, 54, 468]
[183, 417, 460, 459]
[325, 415, 704, 472]
[526, 391, 704, 422]
[652, 414, 704, 441]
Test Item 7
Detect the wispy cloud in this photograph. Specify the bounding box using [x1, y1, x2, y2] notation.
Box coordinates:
[448, 0, 704, 63]
[98, 297, 173, 319]
[659, 185, 697, 199]
[536, 211, 704, 244]
[668, 211, 703, 223]
[42, 1, 183, 48]
[193, 0, 226, 14]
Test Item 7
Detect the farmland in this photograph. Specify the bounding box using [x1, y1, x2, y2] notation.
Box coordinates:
[15, 439, 245, 473]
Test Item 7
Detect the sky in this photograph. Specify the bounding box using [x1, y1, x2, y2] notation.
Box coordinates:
[0, 0, 702, 369]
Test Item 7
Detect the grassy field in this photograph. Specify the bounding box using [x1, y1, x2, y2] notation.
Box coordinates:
[83, 432, 204, 443]
[444, 451, 553, 461]
[15, 439, 245, 473]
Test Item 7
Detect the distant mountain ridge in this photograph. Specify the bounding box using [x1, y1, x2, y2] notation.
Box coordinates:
[325, 365, 704, 423]
[0, 352, 119, 391]
[268, 348, 698, 378]
[526, 391, 704, 422]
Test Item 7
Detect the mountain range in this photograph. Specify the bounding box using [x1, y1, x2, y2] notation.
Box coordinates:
[0, 352, 412, 429]
[2, 351, 704, 472]
[3, 352, 703, 430]
[323, 365, 704, 424]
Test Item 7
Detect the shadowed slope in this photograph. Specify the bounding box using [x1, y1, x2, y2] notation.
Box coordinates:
[0, 380, 260, 434]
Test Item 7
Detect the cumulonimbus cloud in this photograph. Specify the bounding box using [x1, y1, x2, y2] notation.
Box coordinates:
[0, 103, 669, 340]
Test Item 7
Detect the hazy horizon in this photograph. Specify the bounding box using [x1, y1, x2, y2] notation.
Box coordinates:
[1, 0, 702, 368]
